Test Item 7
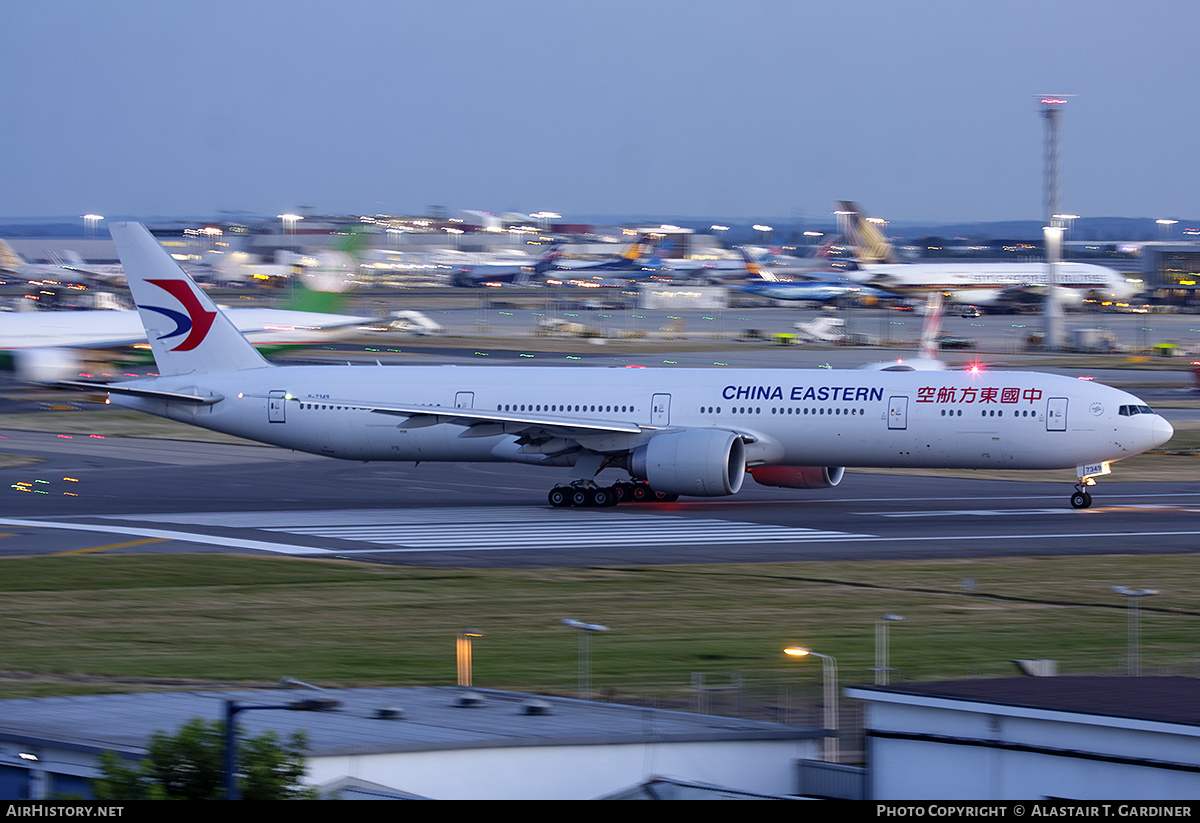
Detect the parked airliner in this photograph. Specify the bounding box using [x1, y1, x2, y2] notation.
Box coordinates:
[66, 223, 1173, 510]
[836, 202, 1135, 306]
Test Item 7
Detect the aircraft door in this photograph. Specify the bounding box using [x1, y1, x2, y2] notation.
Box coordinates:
[1046, 397, 1067, 431]
[268, 390, 287, 423]
[887, 396, 908, 430]
[651, 393, 671, 426]
[455, 391, 475, 409]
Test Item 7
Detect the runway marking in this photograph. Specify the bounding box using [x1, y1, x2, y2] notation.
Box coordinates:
[861, 508, 1078, 518]
[857, 505, 1200, 518]
[96, 507, 874, 551]
[3, 515, 1200, 557]
[0, 519, 333, 556]
[55, 537, 169, 556]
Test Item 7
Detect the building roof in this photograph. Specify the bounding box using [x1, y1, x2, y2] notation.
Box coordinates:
[849, 676, 1200, 728]
[0, 686, 818, 758]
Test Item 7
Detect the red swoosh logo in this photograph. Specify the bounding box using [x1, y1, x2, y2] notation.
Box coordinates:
[147, 279, 216, 351]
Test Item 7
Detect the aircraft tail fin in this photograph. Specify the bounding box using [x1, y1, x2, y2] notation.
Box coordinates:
[737, 248, 775, 282]
[0, 239, 26, 271]
[837, 201, 901, 264]
[532, 241, 563, 275]
[284, 281, 349, 315]
[620, 235, 647, 261]
[109, 222, 270, 376]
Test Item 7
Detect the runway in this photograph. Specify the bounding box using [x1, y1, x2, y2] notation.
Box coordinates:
[3, 429, 1198, 567]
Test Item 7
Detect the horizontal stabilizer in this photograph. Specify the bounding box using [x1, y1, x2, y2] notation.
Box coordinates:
[53, 380, 223, 405]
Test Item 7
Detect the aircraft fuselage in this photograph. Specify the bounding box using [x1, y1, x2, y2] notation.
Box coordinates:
[111, 364, 1169, 475]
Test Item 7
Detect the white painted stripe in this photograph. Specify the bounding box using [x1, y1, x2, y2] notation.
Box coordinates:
[0, 519, 332, 556]
[6, 517, 1200, 556]
[861, 508, 1074, 518]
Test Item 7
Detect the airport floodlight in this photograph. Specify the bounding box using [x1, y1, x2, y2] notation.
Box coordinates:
[1111, 587, 1158, 676]
[82, 214, 104, 239]
[457, 629, 484, 688]
[874, 614, 904, 685]
[784, 646, 839, 762]
[561, 618, 608, 699]
[752, 224, 773, 233]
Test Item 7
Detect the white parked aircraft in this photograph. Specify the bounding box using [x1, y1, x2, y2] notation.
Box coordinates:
[836, 202, 1135, 306]
[0, 239, 124, 287]
[67, 223, 1173, 510]
[3, 296, 372, 382]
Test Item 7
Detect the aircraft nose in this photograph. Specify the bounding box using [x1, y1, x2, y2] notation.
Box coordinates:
[1154, 416, 1174, 449]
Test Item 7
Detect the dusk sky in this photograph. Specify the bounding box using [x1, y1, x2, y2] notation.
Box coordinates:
[4, 1, 1196, 224]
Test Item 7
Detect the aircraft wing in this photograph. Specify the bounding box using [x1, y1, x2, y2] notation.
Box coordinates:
[355, 400, 767, 455]
[364, 402, 647, 437]
[0, 311, 148, 350]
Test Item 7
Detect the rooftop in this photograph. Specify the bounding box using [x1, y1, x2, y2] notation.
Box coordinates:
[0, 686, 818, 758]
[850, 676, 1200, 727]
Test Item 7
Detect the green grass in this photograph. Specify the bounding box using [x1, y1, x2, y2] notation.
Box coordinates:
[0, 554, 1195, 700]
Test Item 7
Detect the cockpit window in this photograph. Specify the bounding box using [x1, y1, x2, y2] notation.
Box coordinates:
[1119, 405, 1156, 416]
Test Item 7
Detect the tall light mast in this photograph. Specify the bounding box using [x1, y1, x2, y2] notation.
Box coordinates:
[1039, 96, 1071, 350]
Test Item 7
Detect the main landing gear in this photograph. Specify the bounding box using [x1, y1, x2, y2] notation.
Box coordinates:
[548, 481, 679, 508]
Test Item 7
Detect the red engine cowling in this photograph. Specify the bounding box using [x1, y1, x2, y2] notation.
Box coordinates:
[748, 465, 845, 489]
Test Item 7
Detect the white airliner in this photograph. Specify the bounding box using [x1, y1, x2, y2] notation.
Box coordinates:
[68, 223, 1173, 510]
[836, 202, 1135, 306]
[0, 239, 124, 287]
[3, 299, 372, 382]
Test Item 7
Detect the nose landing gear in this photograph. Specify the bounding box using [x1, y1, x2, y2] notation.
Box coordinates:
[1070, 462, 1111, 509]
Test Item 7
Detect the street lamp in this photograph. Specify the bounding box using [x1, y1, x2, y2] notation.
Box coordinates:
[561, 618, 608, 699]
[457, 628, 484, 687]
[223, 696, 339, 800]
[784, 646, 839, 762]
[874, 613, 904, 685]
[1111, 586, 1158, 676]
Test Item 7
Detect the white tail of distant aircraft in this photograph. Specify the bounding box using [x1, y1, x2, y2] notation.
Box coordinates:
[65, 223, 1173, 510]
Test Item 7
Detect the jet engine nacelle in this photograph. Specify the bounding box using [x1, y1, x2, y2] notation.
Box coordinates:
[631, 430, 745, 497]
[748, 465, 845, 489]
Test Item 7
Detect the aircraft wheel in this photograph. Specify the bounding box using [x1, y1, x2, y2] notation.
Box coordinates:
[548, 487, 571, 508]
[570, 488, 592, 507]
[652, 490, 679, 503]
[1070, 491, 1092, 509]
[630, 484, 650, 502]
[591, 487, 615, 508]
[613, 482, 633, 502]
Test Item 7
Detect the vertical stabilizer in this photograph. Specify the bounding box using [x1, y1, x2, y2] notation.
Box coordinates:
[109, 222, 270, 376]
[0, 239, 26, 271]
[837, 201, 901, 264]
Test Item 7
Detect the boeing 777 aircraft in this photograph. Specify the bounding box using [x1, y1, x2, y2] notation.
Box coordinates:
[65, 223, 1173, 511]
